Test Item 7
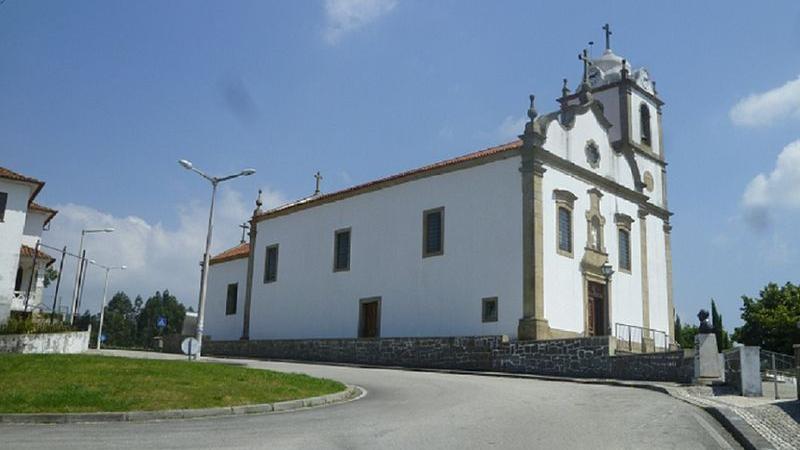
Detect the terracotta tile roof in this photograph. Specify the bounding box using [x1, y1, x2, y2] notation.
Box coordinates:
[20, 244, 55, 265]
[209, 242, 250, 265]
[0, 166, 45, 203]
[255, 139, 523, 222]
[29, 202, 58, 225]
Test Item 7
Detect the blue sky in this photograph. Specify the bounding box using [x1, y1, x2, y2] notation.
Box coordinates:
[2, 1, 800, 332]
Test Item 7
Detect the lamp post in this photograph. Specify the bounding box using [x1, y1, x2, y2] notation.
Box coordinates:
[601, 261, 614, 336]
[179, 159, 255, 358]
[93, 262, 126, 350]
[69, 228, 114, 324]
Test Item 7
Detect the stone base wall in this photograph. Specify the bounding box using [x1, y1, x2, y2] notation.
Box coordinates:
[205, 335, 695, 383]
[0, 329, 90, 354]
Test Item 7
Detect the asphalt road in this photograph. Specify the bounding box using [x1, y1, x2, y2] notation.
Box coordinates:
[2, 351, 742, 449]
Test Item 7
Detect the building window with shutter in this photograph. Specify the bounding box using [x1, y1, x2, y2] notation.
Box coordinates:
[482, 297, 498, 323]
[618, 229, 631, 272]
[0, 192, 7, 222]
[422, 207, 444, 257]
[225, 283, 238, 315]
[553, 189, 577, 258]
[333, 228, 351, 272]
[264, 244, 279, 283]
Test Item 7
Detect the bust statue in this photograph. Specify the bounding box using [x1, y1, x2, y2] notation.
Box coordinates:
[697, 309, 713, 334]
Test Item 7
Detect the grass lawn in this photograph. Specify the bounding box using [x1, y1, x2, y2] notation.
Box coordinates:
[0, 354, 345, 413]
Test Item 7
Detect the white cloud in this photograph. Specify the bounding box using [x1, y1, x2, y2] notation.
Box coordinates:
[730, 76, 800, 127]
[323, 0, 397, 44]
[41, 187, 287, 315]
[741, 139, 800, 228]
[496, 115, 527, 141]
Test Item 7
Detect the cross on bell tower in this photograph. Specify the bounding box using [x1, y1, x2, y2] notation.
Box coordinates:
[239, 222, 249, 244]
[578, 48, 592, 84]
[313, 171, 323, 196]
[602, 23, 612, 50]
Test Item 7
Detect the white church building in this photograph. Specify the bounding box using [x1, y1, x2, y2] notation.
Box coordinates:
[206, 33, 675, 347]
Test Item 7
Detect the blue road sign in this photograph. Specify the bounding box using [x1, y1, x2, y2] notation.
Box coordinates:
[157, 316, 167, 328]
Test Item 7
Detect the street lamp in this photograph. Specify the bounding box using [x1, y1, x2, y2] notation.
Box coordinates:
[179, 159, 255, 358]
[69, 227, 115, 324]
[92, 262, 126, 350]
[601, 261, 614, 279]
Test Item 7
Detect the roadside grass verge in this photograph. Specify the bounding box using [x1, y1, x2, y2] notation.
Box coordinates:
[0, 354, 345, 413]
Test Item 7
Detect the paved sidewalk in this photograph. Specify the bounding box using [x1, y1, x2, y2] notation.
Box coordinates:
[663, 385, 798, 450]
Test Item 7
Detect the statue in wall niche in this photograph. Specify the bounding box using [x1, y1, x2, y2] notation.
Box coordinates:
[697, 309, 714, 334]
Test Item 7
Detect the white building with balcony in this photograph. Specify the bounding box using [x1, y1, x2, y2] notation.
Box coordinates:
[0, 167, 57, 323]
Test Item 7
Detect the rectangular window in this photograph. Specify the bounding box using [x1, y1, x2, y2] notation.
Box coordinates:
[264, 244, 279, 283]
[557, 207, 572, 255]
[423, 207, 444, 257]
[618, 229, 631, 272]
[0, 192, 7, 222]
[225, 283, 238, 315]
[333, 228, 351, 271]
[482, 297, 498, 323]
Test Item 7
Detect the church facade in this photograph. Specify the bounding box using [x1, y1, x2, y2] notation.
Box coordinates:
[205, 37, 675, 346]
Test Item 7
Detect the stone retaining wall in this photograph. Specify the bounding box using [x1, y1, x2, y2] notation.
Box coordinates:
[0, 329, 90, 354]
[205, 335, 695, 383]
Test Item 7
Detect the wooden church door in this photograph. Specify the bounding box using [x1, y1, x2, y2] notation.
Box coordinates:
[587, 281, 606, 336]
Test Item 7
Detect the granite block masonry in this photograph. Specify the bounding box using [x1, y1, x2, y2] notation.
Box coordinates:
[694, 333, 721, 385]
[204, 335, 696, 383]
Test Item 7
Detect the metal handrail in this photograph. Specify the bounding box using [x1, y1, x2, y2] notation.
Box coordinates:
[614, 322, 670, 353]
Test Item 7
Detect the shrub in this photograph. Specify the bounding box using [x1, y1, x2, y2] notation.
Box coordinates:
[0, 317, 75, 335]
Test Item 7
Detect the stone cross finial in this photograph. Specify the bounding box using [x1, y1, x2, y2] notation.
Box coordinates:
[239, 222, 249, 244]
[255, 189, 263, 213]
[527, 95, 538, 121]
[603, 23, 612, 50]
[578, 49, 592, 84]
[561, 78, 570, 97]
[314, 171, 323, 196]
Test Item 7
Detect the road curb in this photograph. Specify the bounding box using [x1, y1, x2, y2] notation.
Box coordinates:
[0, 385, 362, 424]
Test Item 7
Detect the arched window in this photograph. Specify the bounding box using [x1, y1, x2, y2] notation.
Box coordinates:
[640, 103, 651, 145]
[558, 207, 572, 254]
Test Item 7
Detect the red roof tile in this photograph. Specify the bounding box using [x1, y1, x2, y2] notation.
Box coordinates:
[254, 140, 523, 222]
[20, 244, 55, 265]
[0, 166, 45, 203]
[209, 243, 250, 265]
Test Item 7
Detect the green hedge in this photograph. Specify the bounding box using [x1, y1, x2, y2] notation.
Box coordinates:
[0, 317, 75, 335]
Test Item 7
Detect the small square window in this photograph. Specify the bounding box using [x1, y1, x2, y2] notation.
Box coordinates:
[482, 297, 498, 323]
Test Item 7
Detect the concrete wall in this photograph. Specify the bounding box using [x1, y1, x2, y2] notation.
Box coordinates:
[205, 335, 694, 383]
[0, 179, 33, 324]
[0, 329, 90, 354]
[246, 155, 524, 340]
[724, 346, 762, 397]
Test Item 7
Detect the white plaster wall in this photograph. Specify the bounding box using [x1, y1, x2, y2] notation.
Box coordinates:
[0, 329, 89, 353]
[248, 156, 523, 339]
[22, 211, 46, 247]
[0, 179, 32, 323]
[542, 167, 644, 335]
[544, 112, 635, 192]
[205, 258, 247, 341]
[636, 156, 665, 208]
[646, 214, 669, 335]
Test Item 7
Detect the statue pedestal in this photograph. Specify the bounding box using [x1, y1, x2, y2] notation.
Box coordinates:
[694, 333, 722, 385]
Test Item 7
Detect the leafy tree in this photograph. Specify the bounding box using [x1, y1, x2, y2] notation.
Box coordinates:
[102, 292, 137, 347]
[711, 299, 731, 351]
[42, 266, 59, 288]
[733, 282, 800, 355]
[136, 290, 186, 347]
[675, 315, 699, 349]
